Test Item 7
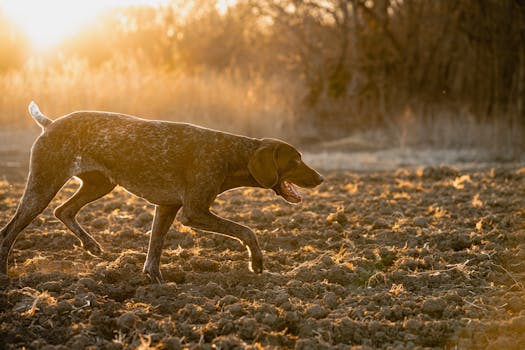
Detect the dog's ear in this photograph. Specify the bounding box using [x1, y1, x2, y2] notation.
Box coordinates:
[248, 144, 278, 188]
[275, 143, 299, 171]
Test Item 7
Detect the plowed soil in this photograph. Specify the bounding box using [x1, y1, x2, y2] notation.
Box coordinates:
[1, 163, 525, 349]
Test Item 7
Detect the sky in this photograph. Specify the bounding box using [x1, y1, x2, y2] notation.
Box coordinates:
[0, 0, 171, 49]
[0, 0, 234, 50]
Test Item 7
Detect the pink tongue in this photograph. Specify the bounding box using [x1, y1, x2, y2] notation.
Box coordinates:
[289, 183, 300, 198]
[284, 181, 301, 202]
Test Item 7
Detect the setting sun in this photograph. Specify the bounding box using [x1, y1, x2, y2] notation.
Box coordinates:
[0, 0, 236, 50]
[0, 0, 168, 50]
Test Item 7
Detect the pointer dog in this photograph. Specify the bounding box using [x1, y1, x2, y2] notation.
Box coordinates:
[0, 102, 323, 282]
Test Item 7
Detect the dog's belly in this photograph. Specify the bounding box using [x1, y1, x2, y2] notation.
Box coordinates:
[115, 175, 185, 206]
[123, 186, 183, 205]
[69, 152, 186, 205]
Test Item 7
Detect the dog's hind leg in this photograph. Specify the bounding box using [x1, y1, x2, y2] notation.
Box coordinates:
[54, 171, 115, 256]
[0, 172, 68, 275]
[180, 208, 263, 274]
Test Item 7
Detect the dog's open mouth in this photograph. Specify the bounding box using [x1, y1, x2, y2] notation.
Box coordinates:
[279, 180, 302, 203]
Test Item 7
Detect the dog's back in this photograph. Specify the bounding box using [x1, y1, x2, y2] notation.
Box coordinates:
[30, 109, 259, 203]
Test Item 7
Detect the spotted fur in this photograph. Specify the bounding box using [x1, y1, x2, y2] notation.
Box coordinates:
[0, 102, 324, 282]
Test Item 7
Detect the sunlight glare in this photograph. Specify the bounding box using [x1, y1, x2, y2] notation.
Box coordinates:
[216, 0, 236, 14]
[0, 0, 169, 50]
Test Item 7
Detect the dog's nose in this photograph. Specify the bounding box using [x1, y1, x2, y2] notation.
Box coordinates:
[317, 173, 324, 184]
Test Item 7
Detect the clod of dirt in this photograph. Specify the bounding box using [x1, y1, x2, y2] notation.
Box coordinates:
[38, 280, 63, 293]
[449, 234, 472, 251]
[55, 300, 72, 314]
[283, 310, 300, 328]
[413, 217, 430, 227]
[103, 200, 122, 212]
[177, 303, 209, 324]
[295, 337, 333, 350]
[249, 208, 272, 224]
[255, 303, 279, 328]
[191, 257, 220, 272]
[117, 312, 137, 329]
[403, 318, 421, 332]
[379, 206, 394, 215]
[419, 165, 459, 179]
[160, 337, 183, 350]
[326, 264, 354, 285]
[218, 295, 239, 307]
[162, 268, 186, 284]
[225, 303, 246, 317]
[216, 318, 235, 336]
[70, 294, 83, 308]
[212, 335, 247, 350]
[235, 316, 258, 340]
[379, 248, 398, 267]
[272, 290, 291, 307]
[323, 292, 339, 309]
[90, 217, 109, 229]
[306, 304, 330, 319]
[326, 207, 348, 226]
[373, 218, 390, 229]
[77, 277, 97, 290]
[202, 281, 225, 298]
[422, 297, 447, 317]
[297, 319, 318, 338]
[506, 296, 525, 313]
[134, 212, 153, 227]
[88, 309, 116, 338]
[66, 335, 92, 349]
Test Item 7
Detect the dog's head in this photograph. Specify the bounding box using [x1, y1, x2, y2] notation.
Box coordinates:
[248, 138, 324, 203]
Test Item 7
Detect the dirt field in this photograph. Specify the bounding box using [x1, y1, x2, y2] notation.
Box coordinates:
[1, 133, 525, 349]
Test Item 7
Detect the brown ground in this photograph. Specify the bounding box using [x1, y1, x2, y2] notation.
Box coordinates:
[1, 135, 525, 349]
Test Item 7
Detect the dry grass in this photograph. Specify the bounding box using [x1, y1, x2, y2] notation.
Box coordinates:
[394, 108, 525, 160]
[0, 57, 523, 160]
[0, 57, 296, 139]
[316, 107, 525, 161]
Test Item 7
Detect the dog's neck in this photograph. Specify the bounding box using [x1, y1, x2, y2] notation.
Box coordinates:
[219, 138, 263, 192]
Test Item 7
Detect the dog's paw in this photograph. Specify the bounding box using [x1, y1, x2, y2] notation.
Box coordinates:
[143, 263, 165, 284]
[84, 242, 104, 257]
[143, 269, 164, 284]
[249, 255, 264, 274]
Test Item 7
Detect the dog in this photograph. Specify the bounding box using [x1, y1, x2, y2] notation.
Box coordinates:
[0, 102, 323, 282]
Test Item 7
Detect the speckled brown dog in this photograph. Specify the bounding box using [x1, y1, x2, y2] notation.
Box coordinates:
[0, 102, 323, 282]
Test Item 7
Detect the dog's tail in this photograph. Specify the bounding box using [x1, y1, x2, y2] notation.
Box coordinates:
[28, 101, 53, 129]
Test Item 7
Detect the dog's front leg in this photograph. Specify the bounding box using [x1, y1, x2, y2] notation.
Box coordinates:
[143, 204, 180, 283]
[179, 208, 263, 273]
